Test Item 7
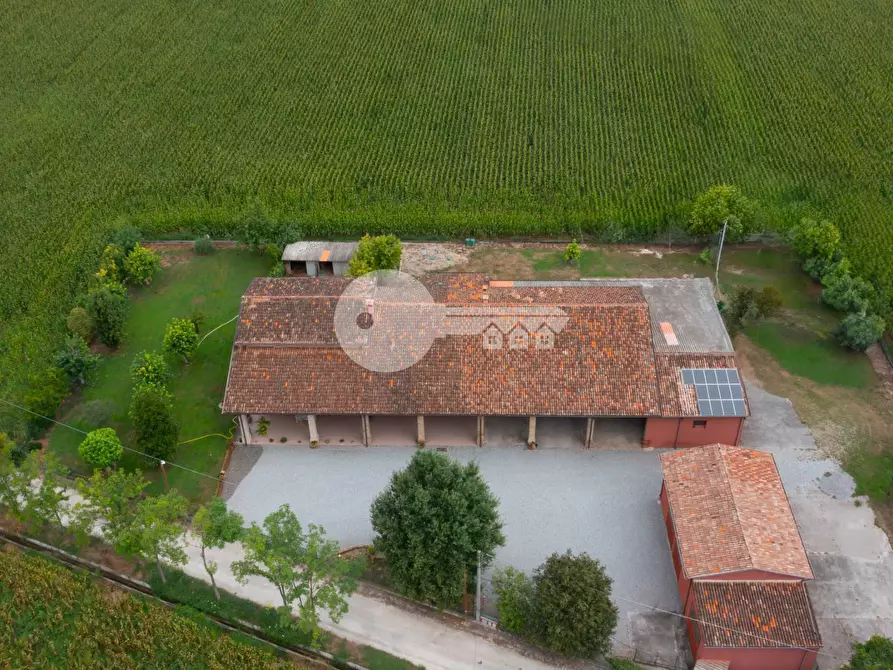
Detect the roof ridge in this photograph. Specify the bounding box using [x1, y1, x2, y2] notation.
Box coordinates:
[715, 445, 753, 571]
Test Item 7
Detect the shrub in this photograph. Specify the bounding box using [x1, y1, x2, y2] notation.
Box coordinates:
[96, 244, 125, 284]
[837, 312, 885, 352]
[265, 243, 283, 264]
[492, 567, 533, 635]
[78, 427, 124, 469]
[130, 351, 170, 388]
[791, 218, 841, 262]
[163, 317, 199, 363]
[723, 285, 783, 334]
[55, 335, 100, 385]
[529, 551, 618, 658]
[268, 261, 286, 277]
[23, 367, 69, 439]
[803, 256, 834, 282]
[66, 307, 94, 341]
[563, 239, 582, 263]
[194, 236, 215, 255]
[123, 243, 161, 285]
[370, 450, 505, 607]
[113, 225, 142, 254]
[688, 185, 757, 241]
[347, 234, 403, 277]
[86, 284, 128, 348]
[843, 635, 893, 670]
[822, 272, 874, 314]
[129, 384, 179, 461]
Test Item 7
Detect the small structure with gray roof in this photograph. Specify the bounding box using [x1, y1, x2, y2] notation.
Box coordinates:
[281, 241, 358, 277]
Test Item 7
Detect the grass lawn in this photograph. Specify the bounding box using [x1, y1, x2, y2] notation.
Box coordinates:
[48, 249, 269, 502]
[464, 244, 879, 390]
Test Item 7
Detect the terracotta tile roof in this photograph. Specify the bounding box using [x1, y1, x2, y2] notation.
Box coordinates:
[655, 353, 750, 417]
[661, 445, 813, 580]
[693, 580, 822, 649]
[222, 276, 662, 416]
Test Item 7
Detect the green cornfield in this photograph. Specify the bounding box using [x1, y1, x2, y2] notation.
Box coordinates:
[1, 0, 892, 423]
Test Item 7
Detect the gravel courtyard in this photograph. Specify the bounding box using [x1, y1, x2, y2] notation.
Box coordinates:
[225, 442, 685, 661]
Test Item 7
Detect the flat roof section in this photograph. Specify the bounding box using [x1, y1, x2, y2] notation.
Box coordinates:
[281, 241, 358, 263]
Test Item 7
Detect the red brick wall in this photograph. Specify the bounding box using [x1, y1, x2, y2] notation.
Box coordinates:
[643, 417, 743, 448]
[697, 646, 817, 670]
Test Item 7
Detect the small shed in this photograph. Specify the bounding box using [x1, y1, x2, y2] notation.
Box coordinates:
[281, 241, 358, 277]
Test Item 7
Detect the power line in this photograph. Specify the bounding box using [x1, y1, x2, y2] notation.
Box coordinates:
[0, 397, 233, 490]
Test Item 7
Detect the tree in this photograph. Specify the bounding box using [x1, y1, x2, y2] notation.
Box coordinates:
[370, 450, 505, 607]
[123, 491, 188, 584]
[96, 244, 125, 284]
[193, 497, 245, 600]
[722, 285, 782, 335]
[529, 551, 618, 658]
[563, 239, 582, 263]
[791, 218, 841, 262]
[86, 284, 128, 348]
[844, 635, 893, 670]
[78, 427, 124, 470]
[123, 243, 161, 286]
[113, 225, 142, 255]
[0, 437, 70, 531]
[232, 504, 361, 634]
[347, 234, 402, 277]
[837, 312, 885, 351]
[67, 307, 94, 341]
[71, 469, 149, 550]
[688, 185, 757, 241]
[130, 350, 170, 388]
[822, 272, 874, 314]
[129, 385, 179, 461]
[163, 317, 199, 363]
[55, 335, 100, 386]
[492, 566, 533, 635]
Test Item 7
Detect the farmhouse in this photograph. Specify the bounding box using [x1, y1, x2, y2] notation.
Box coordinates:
[221, 273, 749, 448]
[660, 445, 821, 670]
[281, 241, 358, 277]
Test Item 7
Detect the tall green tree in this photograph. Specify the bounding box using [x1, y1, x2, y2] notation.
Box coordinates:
[347, 234, 402, 277]
[0, 437, 70, 531]
[129, 385, 179, 461]
[844, 635, 893, 669]
[688, 185, 756, 241]
[232, 504, 362, 635]
[163, 317, 200, 363]
[193, 497, 245, 600]
[123, 491, 188, 584]
[370, 450, 505, 607]
[85, 283, 128, 348]
[529, 551, 618, 658]
[71, 469, 149, 549]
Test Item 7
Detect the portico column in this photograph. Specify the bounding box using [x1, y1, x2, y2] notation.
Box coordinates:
[585, 418, 595, 449]
[308, 414, 319, 447]
[417, 416, 425, 446]
[362, 415, 371, 446]
[528, 416, 537, 449]
[239, 414, 251, 445]
[477, 416, 486, 446]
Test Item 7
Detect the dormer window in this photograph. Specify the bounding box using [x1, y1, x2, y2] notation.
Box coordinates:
[535, 325, 555, 349]
[482, 324, 503, 350]
[508, 325, 528, 350]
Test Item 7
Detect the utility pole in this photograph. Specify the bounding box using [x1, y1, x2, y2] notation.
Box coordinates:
[475, 550, 482, 623]
[714, 219, 728, 289]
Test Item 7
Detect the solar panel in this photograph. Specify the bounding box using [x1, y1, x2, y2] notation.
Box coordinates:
[680, 368, 746, 417]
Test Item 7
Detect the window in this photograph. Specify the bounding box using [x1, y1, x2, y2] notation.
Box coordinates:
[693, 420, 708, 428]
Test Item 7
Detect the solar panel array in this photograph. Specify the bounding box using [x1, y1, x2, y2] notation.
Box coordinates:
[681, 368, 746, 417]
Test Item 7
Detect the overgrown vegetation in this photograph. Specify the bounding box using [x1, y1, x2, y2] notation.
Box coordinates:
[843, 635, 893, 669]
[347, 234, 403, 277]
